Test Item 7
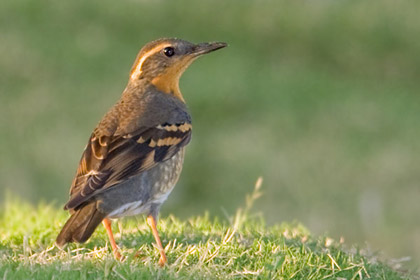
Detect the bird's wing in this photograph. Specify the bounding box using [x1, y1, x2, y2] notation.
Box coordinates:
[64, 122, 192, 210]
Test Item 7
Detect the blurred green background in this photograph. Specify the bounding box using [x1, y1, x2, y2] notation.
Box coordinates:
[1, 0, 419, 267]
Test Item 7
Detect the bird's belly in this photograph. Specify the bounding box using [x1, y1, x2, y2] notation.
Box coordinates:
[108, 200, 148, 218]
[100, 148, 185, 218]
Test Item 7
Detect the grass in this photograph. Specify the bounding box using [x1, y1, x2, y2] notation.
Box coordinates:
[0, 180, 415, 279]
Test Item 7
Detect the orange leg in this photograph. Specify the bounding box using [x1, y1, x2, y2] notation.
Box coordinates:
[102, 218, 122, 260]
[146, 215, 167, 266]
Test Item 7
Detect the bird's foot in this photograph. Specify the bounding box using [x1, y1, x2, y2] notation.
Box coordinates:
[158, 254, 167, 267]
[112, 248, 125, 261]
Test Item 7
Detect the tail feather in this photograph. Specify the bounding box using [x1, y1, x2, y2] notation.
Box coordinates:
[56, 202, 106, 248]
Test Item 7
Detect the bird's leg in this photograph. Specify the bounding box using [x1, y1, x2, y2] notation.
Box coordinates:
[146, 215, 167, 266]
[102, 218, 122, 260]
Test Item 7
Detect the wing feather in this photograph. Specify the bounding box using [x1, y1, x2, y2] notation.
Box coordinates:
[64, 122, 191, 210]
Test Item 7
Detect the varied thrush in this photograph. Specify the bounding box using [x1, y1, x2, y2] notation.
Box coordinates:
[56, 38, 227, 265]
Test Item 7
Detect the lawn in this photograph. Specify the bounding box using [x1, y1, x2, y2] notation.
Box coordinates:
[0, 184, 413, 279]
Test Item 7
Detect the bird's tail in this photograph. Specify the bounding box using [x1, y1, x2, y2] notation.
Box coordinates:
[56, 202, 106, 248]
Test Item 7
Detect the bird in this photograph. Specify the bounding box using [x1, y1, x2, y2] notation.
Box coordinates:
[55, 38, 227, 265]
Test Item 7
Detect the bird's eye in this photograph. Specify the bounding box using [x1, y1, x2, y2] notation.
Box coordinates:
[163, 47, 175, 57]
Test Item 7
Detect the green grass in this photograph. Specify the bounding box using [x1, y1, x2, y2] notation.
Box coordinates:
[0, 184, 415, 279]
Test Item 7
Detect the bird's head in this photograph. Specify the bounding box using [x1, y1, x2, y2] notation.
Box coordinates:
[129, 38, 227, 101]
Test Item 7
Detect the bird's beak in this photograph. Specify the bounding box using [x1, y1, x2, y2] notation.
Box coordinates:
[191, 42, 228, 56]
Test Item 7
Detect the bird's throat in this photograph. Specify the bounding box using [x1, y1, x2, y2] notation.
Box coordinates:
[151, 59, 195, 103]
[151, 73, 184, 102]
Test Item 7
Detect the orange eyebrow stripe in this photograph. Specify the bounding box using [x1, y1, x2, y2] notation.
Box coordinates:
[130, 44, 171, 80]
